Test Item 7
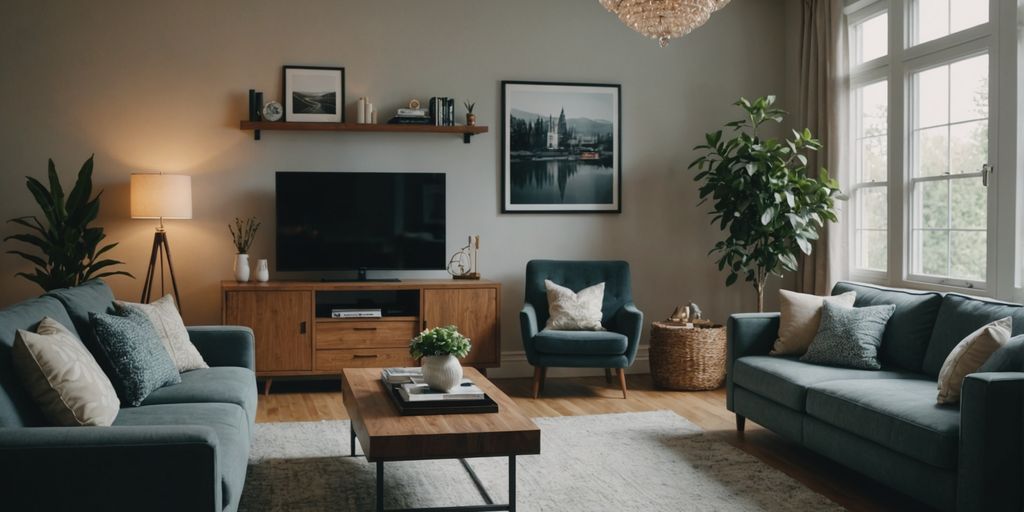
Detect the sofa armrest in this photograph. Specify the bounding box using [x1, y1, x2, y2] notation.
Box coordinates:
[520, 303, 540, 363]
[188, 325, 255, 370]
[0, 425, 221, 511]
[726, 313, 780, 410]
[958, 372, 1024, 512]
[612, 302, 644, 364]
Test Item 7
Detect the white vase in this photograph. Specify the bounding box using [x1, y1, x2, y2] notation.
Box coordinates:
[234, 254, 250, 282]
[255, 259, 269, 282]
[421, 355, 463, 392]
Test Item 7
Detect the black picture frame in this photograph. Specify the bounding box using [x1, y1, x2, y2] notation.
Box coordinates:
[501, 80, 622, 213]
[283, 65, 346, 123]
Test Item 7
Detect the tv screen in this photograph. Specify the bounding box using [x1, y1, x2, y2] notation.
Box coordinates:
[276, 172, 446, 272]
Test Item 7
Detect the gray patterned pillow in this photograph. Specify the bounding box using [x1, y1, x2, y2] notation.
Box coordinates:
[90, 305, 181, 407]
[801, 301, 896, 370]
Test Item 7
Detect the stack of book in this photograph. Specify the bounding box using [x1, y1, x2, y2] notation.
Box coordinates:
[387, 107, 432, 125]
[430, 97, 455, 126]
[380, 367, 498, 416]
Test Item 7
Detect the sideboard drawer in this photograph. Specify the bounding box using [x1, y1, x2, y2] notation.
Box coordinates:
[315, 348, 416, 370]
[316, 319, 418, 350]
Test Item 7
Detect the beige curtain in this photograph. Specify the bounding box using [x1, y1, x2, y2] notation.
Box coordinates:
[795, 0, 849, 295]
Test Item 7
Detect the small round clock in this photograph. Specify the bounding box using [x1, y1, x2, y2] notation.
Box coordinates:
[262, 101, 283, 122]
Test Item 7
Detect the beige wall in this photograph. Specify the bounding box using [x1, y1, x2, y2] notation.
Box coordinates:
[1, 0, 794, 374]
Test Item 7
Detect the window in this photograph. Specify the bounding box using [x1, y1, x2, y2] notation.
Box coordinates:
[845, 0, 1012, 294]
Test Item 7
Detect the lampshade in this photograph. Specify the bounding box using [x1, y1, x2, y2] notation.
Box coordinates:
[130, 173, 192, 220]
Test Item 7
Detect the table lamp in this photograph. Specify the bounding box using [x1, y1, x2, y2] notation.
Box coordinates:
[131, 173, 191, 311]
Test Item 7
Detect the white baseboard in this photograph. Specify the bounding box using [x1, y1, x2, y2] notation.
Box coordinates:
[487, 346, 650, 379]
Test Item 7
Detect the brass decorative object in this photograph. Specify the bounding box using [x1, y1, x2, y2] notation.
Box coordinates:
[447, 235, 481, 280]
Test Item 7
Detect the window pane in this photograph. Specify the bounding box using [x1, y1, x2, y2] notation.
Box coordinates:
[861, 136, 887, 182]
[950, 55, 988, 123]
[859, 187, 888, 229]
[853, 12, 888, 64]
[950, 178, 986, 229]
[918, 230, 949, 276]
[949, 121, 987, 174]
[916, 66, 949, 128]
[950, 231, 986, 281]
[859, 81, 888, 136]
[857, 230, 888, 271]
[913, 0, 988, 45]
[915, 126, 949, 177]
[919, 180, 949, 228]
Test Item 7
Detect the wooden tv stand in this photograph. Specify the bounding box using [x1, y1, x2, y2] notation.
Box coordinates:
[221, 280, 501, 394]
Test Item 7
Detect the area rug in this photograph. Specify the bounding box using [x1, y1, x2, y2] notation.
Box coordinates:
[240, 410, 842, 511]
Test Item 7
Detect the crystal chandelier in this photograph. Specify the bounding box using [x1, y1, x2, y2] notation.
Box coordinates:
[600, 0, 732, 47]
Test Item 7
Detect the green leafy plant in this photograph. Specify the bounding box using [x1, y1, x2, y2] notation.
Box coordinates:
[4, 155, 132, 291]
[463, 101, 475, 114]
[229, 216, 260, 254]
[410, 325, 472, 359]
[689, 96, 842, 312]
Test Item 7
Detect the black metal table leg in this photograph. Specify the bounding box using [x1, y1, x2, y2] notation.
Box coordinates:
[508, 456, 516, 512]
[350, 423, 356, 456]
[377, 461, 384, 512]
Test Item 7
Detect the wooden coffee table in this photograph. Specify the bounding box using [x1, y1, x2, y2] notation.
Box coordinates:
[342, 367, 541, 512]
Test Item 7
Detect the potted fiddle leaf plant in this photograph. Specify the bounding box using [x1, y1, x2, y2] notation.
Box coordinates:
[689, 96, 843, 312]
[5, 155, 132, 291]
[410, 325, 471, 392]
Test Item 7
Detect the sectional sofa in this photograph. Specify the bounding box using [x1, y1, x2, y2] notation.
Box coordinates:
[0, 280, 256, 512]
[727, 281, 1024, 511]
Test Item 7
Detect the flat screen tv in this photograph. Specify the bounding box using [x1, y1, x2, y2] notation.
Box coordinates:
[276, 172, 446, 273]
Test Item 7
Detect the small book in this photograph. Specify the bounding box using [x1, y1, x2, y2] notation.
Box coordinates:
[397, 108, 427, 116]
[381, 367, 422, 385]
[398, 379, 485, 402]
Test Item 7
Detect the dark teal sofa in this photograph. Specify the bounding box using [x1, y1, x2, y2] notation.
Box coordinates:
[727, 281, 1024, 511]
[0, 280, 257, 512]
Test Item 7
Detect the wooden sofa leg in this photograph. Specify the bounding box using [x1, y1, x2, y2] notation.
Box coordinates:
[532, 367, 543, 398]
[604, 368, 612, 383]
[736, 414, 746, 432]
[262, 378, 273, 396]
[617, 368, 627, 399]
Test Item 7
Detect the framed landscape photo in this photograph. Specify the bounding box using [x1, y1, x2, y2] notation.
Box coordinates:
[502, 81, 621, 213]
[283, 66, 345, 123]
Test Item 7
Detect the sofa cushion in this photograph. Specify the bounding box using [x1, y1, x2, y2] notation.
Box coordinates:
[0, 296, 77, 427]
[45, 278, 115, 353]
[801, 302, 894, 370]
[923, 294, 1024, 377]
[832, 282, 943, 373]
[114, 402, 249, 510]
[937, 317, 1012, 404]
[732, 355, 922, 411]
[90, 306, 181, 407]
[979, 334, 1024, 372]
[142, 366, 258, 429]
[806, 378, 959, 469]
[118, 295, 208, 372]
[771, 289, 856, 356]
[533, 329, 627, 355]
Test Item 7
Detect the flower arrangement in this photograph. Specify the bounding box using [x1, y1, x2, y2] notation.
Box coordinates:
[410, 325, 471, 359]
[229, 216, 260, 254]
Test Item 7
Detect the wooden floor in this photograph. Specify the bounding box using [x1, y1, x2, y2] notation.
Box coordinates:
[256, 374, 932, 512]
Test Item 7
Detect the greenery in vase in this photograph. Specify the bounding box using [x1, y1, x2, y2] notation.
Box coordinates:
[410, 325, 471, 359]
[689, 96, 843, 312]
[463, 101, 475, 114]
[4, 155, 133, 291]
[229, 216, 260, 254]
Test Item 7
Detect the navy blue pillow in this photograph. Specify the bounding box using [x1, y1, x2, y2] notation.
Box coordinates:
[89, 305, 180, 407]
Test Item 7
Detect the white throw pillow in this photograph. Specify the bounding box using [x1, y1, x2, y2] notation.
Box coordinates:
[117, 295, 208, 372]
[770, 290, 857, 356]
[544, 280, 606, 331]
[12, 317, 120, 426]
[937, 317, 1012, 404]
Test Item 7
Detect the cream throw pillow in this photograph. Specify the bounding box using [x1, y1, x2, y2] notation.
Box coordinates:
[12, 317, 120, 426]
[770, 290, 857, 356]
[544, 280, 605, 331]
[117, 295, 208, 372]
[937, 317, 1012, 404]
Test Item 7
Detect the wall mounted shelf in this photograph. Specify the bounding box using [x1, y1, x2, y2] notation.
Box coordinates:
[239, 121, 488, 143]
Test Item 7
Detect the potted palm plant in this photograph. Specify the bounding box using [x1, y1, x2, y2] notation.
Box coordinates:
[689, 96, 842, 312]
[410, 325, 472, 391]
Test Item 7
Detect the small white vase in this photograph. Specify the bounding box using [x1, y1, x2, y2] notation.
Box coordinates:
[234, 254, 250, 282]
[421, 355, 463, 392]
[255, 259, 269, 282]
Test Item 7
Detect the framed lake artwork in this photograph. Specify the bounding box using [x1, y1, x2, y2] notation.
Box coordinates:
[283, 65, 345, 123]
[501, 81, 621, 213]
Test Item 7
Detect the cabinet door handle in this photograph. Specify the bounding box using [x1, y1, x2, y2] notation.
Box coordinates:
[300, 321, 307, 334]
[353, 354, 377, 359]
[353, 327, 377, 331]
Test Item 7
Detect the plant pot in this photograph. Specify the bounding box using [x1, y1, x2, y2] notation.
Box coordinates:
[234, 254, 250, 282]
[421, 354, 463, 392]
[465, 113, 476, 126]
[255, 258, 269, 282]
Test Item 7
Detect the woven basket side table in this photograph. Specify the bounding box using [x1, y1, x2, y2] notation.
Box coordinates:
[649, 321, 727, 391]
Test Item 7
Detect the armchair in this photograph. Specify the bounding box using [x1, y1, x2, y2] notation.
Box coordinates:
[519, 260, 644, 398]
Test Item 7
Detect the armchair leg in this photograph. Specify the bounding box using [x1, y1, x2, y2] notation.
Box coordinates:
[532, 367, 544, 399]
[604, 368, 612, 383]
[540, 367, 548, 392]
[617, 368, 627, 399]
[736, 414, 746, 432]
